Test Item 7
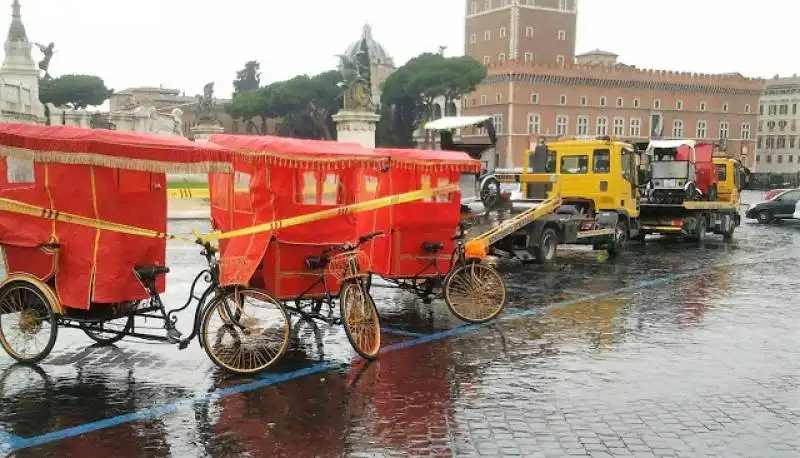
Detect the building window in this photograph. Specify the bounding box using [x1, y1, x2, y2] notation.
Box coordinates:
[777, 155, 783, 163]
[766, 155, 772, 163]
[498, 53, 506, 62]
[629, 118, 641, 137]
[633, 98, 640, 108]
[496, 92, 502, 103]
[756, 155, 760, 163]
[599, 96, 607, 107]
[741, 122, 751, 140]
[469, 33, 477, 44]
[758, 120, 763, 132]
[524, 52, 533, 63]
[480, 94, 487, 105]
[559, 94, 567, 105]
[722, 103, 729, 113]
[613, 117, 625, 136]
[653, 99, 661, 109]
[790, 155, 795, 163]
[556, 55, 565, 65]
[792, 120, 797, 132]
[556, 115, 568, 136]
[484, 30, 491, 41]
[696, 120, 707, 138]
[530, 93, 539, 104]
[576, 116, 589, 135]
[483, 56, 490, 65]
[745, 104, 751, 113]
[777, 136, 786, 149]
[759, 104, 764, 115]
[558, 30, 566, 40]
[500, 27, 506, 38]
[580, 96, 587, 106]
[768, 105, 777, 115]
[779, 104, 788, 115]
[794, 104, 798, 115]
[719, 121, 729, 140]
[676, 100, 683, 110]
[527, 113, 540, 134]
[779, 120, 787, 132]
[596, 117, 608, 136]
[616, 97, 624, 108]
[493, 114, 503, 134]
[672, 119, 684, 137]
[699, 102, 707, 111]
[525, 26, 534, 37]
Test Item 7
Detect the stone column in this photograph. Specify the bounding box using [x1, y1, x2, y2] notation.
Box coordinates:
[331, 110, 381, 148]
[190, 122, 225, 142]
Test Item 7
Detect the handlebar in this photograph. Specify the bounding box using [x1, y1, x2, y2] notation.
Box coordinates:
[322, 231, 384, 255]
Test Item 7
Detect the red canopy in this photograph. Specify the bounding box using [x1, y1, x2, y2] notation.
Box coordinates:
[0, 123, 233, 173]
[209, 134, 388, 169]
[377, 147, 481, 172]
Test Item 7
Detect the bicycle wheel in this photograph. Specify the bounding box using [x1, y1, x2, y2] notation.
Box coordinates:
[443, 262, 507, 324]
[81, 315, 133, 345]
[0, 281, 58, 363]
[199, 288, 291, 375]
[339, 281, 381, 360]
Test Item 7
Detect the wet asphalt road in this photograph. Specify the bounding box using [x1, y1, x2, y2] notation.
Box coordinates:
[0, 190, 799, 457]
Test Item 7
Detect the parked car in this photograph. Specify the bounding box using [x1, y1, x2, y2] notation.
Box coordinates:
[765, 188, 790, 201]
[745, 189, 800, 223]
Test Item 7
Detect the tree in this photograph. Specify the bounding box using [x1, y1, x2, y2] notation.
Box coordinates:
[379, 53, 486, 147]
[232, 60, 261, 97]
[39, 74, 113, 109]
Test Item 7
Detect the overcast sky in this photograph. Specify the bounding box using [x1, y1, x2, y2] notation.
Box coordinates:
[14, 0, 798, 100]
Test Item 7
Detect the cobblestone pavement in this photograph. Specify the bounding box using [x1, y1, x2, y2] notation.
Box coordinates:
[0, 192, 799, 457]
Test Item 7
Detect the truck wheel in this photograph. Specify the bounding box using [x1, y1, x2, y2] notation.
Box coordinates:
[607, 221, 628, 258]
[757, 210, 773, 224]
[480, 178, 500, 209]
[533, 228, 558, 264]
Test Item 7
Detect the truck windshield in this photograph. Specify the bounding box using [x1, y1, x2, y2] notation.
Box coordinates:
[651, 161, 689, 179]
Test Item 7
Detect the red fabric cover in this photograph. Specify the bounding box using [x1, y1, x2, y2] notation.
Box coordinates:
[0, 160, 165, 310]
[0, 123, 232, 170]
[371, 148, 473, 278]
[209, 134, 384, 163]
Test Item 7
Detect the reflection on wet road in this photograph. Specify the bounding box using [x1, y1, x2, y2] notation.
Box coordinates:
[1, 191, 799, 457]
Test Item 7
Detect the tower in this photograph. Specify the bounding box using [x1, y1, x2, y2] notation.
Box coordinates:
[464, 0, 577, 66]
[1, 0, 44, 121]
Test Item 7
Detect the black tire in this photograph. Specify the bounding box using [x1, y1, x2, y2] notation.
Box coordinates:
[607, 220, 628, 258]
[0, 281, 58, 363]
[480, 178, 501, 209]
[695, 215, 707, 244]
[81, 315, 133, 345]
[443, 262, 507, 323]
[533, 227, 558, 264]
[339, 281, 381, 360]
[199, 288, 291, 375]
[757, 210, 773, 224]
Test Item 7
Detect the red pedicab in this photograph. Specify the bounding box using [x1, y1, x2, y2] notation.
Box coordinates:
[207, 134, 391, 361]
[368, 147, 508, 324]
[0, 124, 292, 375]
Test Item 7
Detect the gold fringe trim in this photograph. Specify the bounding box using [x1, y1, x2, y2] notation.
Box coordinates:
[203, 184, 460, 242]
[0, 146, 233, 174]
[229, 148, 389, 170]
[389, 158, 482, 173]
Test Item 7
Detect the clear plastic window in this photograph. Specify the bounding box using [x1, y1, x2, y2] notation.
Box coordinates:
[321, 173, 339, 205]
[301, 171, 317, 204]
[7, 157, 34, 184]
[421, 175, 432, 202]
[435, 177, 450, 203]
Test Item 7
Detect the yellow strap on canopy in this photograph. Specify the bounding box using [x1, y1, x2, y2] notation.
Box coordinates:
[201, 184, 460, 242]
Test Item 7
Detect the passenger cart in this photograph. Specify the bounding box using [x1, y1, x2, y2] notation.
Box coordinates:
[207, 135, 391, 360]
[367, 147, 508, 324]
[0, 124, 293, 375]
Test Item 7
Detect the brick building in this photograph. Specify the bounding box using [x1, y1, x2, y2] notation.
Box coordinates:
[461, 0, 763, 168]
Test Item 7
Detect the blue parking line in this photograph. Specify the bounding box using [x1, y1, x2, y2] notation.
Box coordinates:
[5, 255, 796, 452]
[380, 327, 427, 338]
[0, 431, 22, 450]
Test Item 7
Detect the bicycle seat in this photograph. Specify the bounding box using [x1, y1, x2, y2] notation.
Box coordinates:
[421, 241, 444, 253]
[305, 256, 329, 270]
[133, 264, 170, 282]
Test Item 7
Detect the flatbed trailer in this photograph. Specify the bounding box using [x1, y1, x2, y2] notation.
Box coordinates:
[637, 199, 740, 241]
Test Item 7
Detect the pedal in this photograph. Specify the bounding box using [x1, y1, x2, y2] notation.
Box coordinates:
[166, 328, 182, 343]
[178, 340, 189, 350]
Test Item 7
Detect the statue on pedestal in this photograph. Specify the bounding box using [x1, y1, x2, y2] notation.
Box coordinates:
[34, 42, 55, 79]
[336, 32, 374, 112]
[196, 82, 216, 122]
